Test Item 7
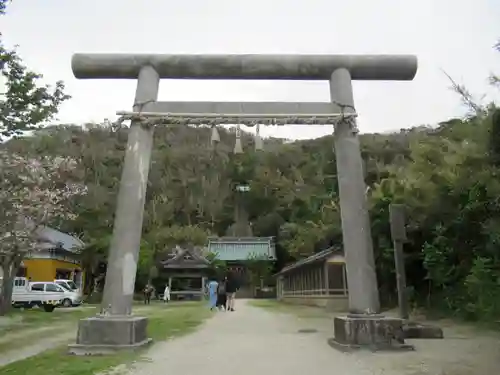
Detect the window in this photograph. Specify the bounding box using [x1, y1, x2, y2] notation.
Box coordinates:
[31, 283, 44, 292]
[55, 268, 72, 280]
[14, 278, 26, 287]
[45, 283, 63, 292]
[56, 282, 70, 291]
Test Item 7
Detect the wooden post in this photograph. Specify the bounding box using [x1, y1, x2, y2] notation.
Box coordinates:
[324, 262, 330, 295]
[276, 277, 280, 299]
[201, 276, 206, 298]
[389, 204, 409, 320]
[318, 265, 323, 295]
[316, 267, 320, 294]
[342, 264, 348, 296]
[307, 269, 311, 294]
[300, 270, 304, 295]
[305, 269, 309, 294]
[279, 277, 283, 299]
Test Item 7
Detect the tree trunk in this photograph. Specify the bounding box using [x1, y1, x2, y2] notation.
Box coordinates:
[0, 262, 16, 316]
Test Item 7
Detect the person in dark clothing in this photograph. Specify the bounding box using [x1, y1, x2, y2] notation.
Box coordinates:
[143, 284, 153, 305]
[216, 277, 227, 311]
[225, 274, 239, 312]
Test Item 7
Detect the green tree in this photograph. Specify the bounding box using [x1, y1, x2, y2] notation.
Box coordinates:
[243, 254, 274, 291]
[205, 252, 228, 280]
[1, 25, 70, 139]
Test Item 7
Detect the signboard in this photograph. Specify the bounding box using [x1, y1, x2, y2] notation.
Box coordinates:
[235, 185, 250, 192]
[389, 204, 407, 242]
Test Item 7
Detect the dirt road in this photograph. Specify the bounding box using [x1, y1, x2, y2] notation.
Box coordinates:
[122, 300, 500, 375]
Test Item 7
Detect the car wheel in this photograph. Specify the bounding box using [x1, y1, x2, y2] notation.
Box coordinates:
[62, 298, 72, 308]
[43, 304, 55, 312]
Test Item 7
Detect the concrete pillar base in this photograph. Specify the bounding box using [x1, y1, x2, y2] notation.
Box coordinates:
[403, 321, 444, 339]
[329, 315, 415, 352]
[68, 315, 152, 355]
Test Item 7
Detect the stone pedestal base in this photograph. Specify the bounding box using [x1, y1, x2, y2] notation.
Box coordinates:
[329, 314, 415, 352]
[403, 321, 444, 339]
[68, 315, 152, 355]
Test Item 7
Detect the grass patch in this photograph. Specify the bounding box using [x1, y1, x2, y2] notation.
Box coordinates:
[0, 327, 65, 354]
[0, 306, 99, 335]
[0, 302, 211, 375]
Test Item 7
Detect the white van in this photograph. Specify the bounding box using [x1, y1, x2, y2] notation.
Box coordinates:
[54, 279, 81, 295]
[9, 278, 65, 312]
[32, 282, 82, 307]
[0, 276, 30, 294]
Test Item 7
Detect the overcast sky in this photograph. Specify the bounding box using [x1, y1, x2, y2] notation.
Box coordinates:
[2, 0, 500, 140]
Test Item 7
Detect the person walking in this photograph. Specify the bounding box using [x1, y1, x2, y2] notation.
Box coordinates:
[216, 276, 227, 311]
[163, 284, 170, 303]
[207, 278, 219, 311]
[225, 273, 239, 312]
[143, 283, 153, 305]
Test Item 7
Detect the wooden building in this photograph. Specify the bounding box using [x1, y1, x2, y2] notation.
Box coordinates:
[159, 246, 210, 301]
[207, 236, 276, 297]
[19, 226, 85, 287]
[275, 247, 348, 312]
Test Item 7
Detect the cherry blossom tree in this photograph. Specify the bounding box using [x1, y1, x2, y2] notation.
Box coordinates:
[0, 151, 87, 314]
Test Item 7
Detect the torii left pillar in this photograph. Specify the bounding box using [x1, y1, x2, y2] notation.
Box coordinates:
[68, 65, 159, 355]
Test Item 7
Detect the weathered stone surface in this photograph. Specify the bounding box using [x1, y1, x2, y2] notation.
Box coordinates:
[68, 315, 152, 355]
[329, 315, 415, 352]
[403, 321, 444, 339]
[71, 53, 418, 81]
[330, 68, 380, 314]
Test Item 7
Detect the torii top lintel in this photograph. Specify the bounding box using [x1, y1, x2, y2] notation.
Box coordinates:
[71, 54, 417, 81]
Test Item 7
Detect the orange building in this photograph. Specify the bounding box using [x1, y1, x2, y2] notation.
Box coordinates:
[19, 226, 85, 288]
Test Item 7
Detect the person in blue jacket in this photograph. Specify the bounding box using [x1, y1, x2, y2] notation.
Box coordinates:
[207, 278, 219, 311]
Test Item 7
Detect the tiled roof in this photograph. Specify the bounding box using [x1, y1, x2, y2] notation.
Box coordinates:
[274, 246, 343, 276]
[36, 226, 85, 253]
[161, 246, 210, 269]
[21, 218, 85, 253]
[207, 237, 276, 261]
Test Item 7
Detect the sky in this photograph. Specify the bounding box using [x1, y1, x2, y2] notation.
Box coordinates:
[2, 0, 500, 140]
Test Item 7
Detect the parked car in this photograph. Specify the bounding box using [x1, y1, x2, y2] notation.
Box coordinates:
[9, 278, 65, 312]
[52, 281, 82, 307]
[54, 279, 82, 296]
[35, 281, 82, 307]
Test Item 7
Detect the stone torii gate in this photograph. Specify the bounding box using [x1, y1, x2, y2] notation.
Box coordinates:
[67, 53, 417, 354]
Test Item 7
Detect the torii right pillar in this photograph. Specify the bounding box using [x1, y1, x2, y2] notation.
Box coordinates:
[329, 69, 414, 351]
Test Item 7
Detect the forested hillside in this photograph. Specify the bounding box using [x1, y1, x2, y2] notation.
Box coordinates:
[3, 106, 500, 320]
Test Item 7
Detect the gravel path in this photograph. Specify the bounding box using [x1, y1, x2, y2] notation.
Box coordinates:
[122, 300, 500, 375]
[121, 300, 383, 375]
